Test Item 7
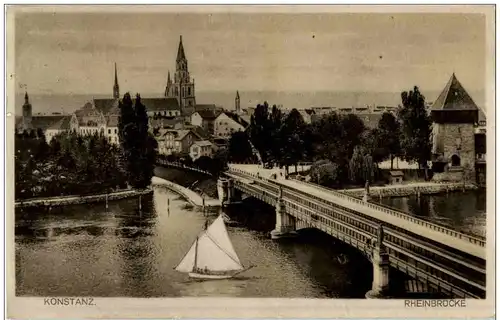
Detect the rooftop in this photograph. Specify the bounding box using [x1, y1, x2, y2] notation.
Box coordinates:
[432, 73, 479, 112]
[46, 116, 72, 131]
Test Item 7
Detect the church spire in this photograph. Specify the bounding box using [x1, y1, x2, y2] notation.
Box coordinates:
[177, 35, 186, 61]
[235, 90, 241, 113]
[167, 71, 171, 83]
[24, 91, 29, 104]
[113, 62, 120, 99]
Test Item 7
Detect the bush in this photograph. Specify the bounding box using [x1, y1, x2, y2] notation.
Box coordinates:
[309, 160, 341, 187]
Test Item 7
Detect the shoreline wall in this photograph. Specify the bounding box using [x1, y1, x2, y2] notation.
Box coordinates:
[15, 188, 153, 208]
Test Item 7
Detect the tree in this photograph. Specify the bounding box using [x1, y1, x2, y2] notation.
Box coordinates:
[194, 156, 213, 171]
[309, 160, 341, 187]
[349, 145, 366, 185]
[227, 131, 255, 163]
[310, 112, 341, 160]
[249, 102, 272, 164]
[268, 105, 284, 165]
[375, 112, 401, 168]
[281, 108, 306, 173]
[118, 92, 157, 189]
[339, 114, 366, 159]
[397, 86, 432, 178]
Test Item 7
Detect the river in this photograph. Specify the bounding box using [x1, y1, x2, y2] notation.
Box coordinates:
[15, 187, 485, 298]
[375, 189, 487, 237]
[15, 187, 373, 298]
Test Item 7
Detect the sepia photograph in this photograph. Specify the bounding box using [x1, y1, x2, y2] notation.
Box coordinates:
[6, 4, 495, 319]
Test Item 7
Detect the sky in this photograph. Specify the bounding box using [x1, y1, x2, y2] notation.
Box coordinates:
[13, 8, 487, 98]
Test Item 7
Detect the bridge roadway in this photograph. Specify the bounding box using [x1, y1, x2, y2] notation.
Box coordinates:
[225, 164, 486, 298]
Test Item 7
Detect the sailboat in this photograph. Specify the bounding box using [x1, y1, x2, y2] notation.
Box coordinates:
[175, 215, 253, 280]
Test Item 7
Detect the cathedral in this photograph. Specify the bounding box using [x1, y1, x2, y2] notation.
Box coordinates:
[164, 35, 197, 115]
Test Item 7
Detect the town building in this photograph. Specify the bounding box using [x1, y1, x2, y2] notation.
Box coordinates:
[16, 92, 68, 134]
[190, 109, 222, 134]
[214, 111, 249, 139]
[158, 128, 206, 156]
[430, 73, 479, 181]
[189, 140, 215, 161]
[45, 116, 72, 142]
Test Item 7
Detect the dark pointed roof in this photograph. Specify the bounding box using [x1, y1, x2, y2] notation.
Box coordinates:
[236, 91, 240, 99]
[47, 116, 72, 130]
[432, 73, 479, 111]
[177, 35, 186, 61]
[138, 98, 180, 112]
[222, 111, 249, 128]
[93, 98, 119, 114]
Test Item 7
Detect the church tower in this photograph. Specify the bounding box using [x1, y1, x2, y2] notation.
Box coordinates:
[431, 73, 478, 180]
[235, 91, 241, 113]
[165, 36, 196, 109]
[22, 91, 32, 131]
[113, 63, 120, 99]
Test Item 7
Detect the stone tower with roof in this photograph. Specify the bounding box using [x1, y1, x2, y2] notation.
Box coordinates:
[431, 73, 478, 179]
[165, 36, 196, 109]
[113, 63, 120, 100]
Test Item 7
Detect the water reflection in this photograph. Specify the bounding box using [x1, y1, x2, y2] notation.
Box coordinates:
[377, 189, 487, 236]
[16, 187, 375, 298]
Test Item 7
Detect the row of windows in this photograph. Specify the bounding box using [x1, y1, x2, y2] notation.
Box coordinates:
[174, 86, 193, 97]
[153, 111, 180, 117]
[81, 128, 101, 135]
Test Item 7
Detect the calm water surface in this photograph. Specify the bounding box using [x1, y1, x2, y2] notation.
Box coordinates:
[375, 190, 487, 237]
[15, 187, 372, 298]
[16, 187, 485, 298]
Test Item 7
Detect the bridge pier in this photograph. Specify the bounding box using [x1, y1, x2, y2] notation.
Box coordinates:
[366, 226, 390, 299]
[270, 187, 297, 239]
[217, 178, 240, 207]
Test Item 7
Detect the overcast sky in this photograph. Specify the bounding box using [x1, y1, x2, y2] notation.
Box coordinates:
[13, 9, 487, 96]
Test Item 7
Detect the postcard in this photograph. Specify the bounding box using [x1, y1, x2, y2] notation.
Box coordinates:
[6, 4, 495, 319]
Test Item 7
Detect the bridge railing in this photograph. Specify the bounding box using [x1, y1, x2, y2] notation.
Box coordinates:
[288, 177, 486, 247]
[157, 159, 213, 176]
[227, 166, 486, 247]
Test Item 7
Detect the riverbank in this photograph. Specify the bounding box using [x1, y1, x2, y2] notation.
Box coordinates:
[152, 176, 220, 208]
[339, 182, 478, 198]
[15, 188, 153, 208]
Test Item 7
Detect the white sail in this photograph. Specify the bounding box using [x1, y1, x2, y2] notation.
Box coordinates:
[195, 216, 243, 272]
[175, 240, 197, 273]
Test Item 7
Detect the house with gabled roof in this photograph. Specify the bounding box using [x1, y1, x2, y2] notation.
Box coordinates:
[190, 109, 222, 134]
[159, 128, 205, 156]
[45, 116, 72, 142]
[189, 140, 215, 161]
[214, 111, 249, 139]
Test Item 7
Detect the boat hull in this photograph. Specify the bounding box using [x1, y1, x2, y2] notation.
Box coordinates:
[188, 272, 234, 280]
